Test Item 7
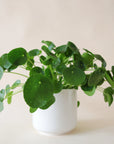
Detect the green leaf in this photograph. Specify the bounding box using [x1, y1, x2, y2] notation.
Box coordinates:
[103, 87, 113, 106]
[5, 85, 10, 94]
[74, 54, 85, 71]
[83, 48, 94, 57]
[28, 49, 41, 57]
[41, 45, 57, 59]
[0, 101, 4, 112]
[81, 85, 96, 96]
[97, 78, 105, 86]
[0, 54, 12, 69]
[55, 45, 67, 53]
[42, 57, 53, 65]
[7, 95, 12, 104]
[24, 74, 54, 108]
[112, 66, 114, 80]
[63, 66, 86, 86]
[53, 80, 63, 93]
[81, 75, 96, 96]
[112, 66, 114, 75]
[45, 67, 52, 79]
[29, 107, 38, 113]
[8, 47, 27, 66]
[94, 54, 106, 67]
[56, 63, 66, 74]
[64, 47, 73, 57]
[52, 58, 61, 68]
[82, 52, 94, 69]
[26, 58, 34, 70]
[6, 91, 13, 104]
[0, 66, 3, 80]
[0, 89, 5, 102]
[30, 67, 44, 76]
[39, 96, 55, 110]
[8, 64, 17, 72]
[11, 80, 21, 89]
[41, 40, 56, 51]
[88, 68, 105, 86]
[77, 101, 80, 107]
[67, 41, 80, 54]
[40, 55, 46, 64]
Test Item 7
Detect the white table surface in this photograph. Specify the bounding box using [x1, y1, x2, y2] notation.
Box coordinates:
[0, 90, 114, 144]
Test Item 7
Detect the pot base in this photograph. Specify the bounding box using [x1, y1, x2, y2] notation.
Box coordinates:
[34, 126, 77, 136]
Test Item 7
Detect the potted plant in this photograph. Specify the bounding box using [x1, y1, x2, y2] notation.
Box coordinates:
[0, 40, 114, 135]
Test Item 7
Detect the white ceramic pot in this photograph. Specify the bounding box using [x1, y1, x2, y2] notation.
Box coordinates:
[32, 89, 77, 135]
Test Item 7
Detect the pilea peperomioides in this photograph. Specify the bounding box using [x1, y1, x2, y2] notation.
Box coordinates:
[0, 41, 114, 112]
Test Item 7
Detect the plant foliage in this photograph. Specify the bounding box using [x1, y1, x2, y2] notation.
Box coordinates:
[0, 41, 114, 112]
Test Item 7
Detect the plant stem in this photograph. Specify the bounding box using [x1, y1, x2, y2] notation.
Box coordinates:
[49, 65, 55, 80]
[12, 89, 23, 96]
[28, 58, 36, 67]
[97, 86, 104, 93]
[105, 71, 114, 88]
[85, 68, 95, 71]
[4, 89, 23, 100]
[19, 65, 26, 70]
[5, 71, 28, 78]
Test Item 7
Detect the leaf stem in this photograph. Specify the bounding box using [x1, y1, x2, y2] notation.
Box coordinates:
[97, 86, 104, 93]
[5, 71, 28, 78]
[12, 89, 23, 96]
[4, 89, 23, 100]
[49, 65, 55, 80]
[105, 71, 114, 88]
[28, 58, 36, 67]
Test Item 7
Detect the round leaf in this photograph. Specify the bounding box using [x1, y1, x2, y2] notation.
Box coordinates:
[53, 80, 63, 93]
[24, 74, 54, 108]
[0, 54, 12, 69]
[103, 87, 113, 106]
[28, 49, 41, 57]
[30, 67, 44, 76]
[8, 48, 27, 66]
[82, 52, 94, 68]
[88, 68, 105, 86]
[63, 66, 86, 86]
[39, 96, 55, 110]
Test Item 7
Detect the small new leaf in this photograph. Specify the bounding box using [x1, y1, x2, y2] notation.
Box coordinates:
[6, 91, 13, 104]
[0, 66, 3, 80]
[94, 54, 106, 67]
[41, 40, 56, 51]
[29, 107, 38, 113]
[55, 45, 67, 53]
[5, 85, 10, 94]
[77, 101, 80, 107]
[28, 49, 41, 57]
[0, 101, 4, 112]
[11, 80, 21, 89]
[103, 87, 113, 106]
[0, 89, 5, 102]
[67, 41, 80, 55]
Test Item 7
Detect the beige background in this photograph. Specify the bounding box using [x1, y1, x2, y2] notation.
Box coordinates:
[0, 0, 114, 144]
